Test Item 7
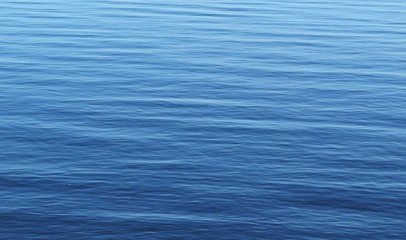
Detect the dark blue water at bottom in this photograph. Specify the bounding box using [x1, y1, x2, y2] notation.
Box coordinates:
[0, 0, 405, 239]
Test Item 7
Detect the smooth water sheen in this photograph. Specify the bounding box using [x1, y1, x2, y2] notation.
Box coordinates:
[1, 0, 405, 239]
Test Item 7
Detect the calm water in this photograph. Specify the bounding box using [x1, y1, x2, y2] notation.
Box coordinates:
[1, 0, 405, 239]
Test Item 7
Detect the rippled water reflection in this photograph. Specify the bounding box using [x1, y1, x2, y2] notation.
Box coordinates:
[1, 0, 405, 239]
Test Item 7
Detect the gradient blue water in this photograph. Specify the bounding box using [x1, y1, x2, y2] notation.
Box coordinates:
[1, 0, 405, 239]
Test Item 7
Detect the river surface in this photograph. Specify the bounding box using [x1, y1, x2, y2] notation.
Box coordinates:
[1, 0, 405, 239]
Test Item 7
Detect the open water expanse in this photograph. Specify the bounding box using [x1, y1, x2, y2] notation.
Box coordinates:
[1, 0, 405, 239]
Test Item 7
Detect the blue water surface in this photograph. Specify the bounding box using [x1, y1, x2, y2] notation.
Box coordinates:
[1, 0, 405, 239]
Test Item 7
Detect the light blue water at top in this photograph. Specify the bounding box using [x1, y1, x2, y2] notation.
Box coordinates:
[0, 0, 405, 239]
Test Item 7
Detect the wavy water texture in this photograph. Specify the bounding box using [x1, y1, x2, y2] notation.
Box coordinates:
[0, 0, 405, 239]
